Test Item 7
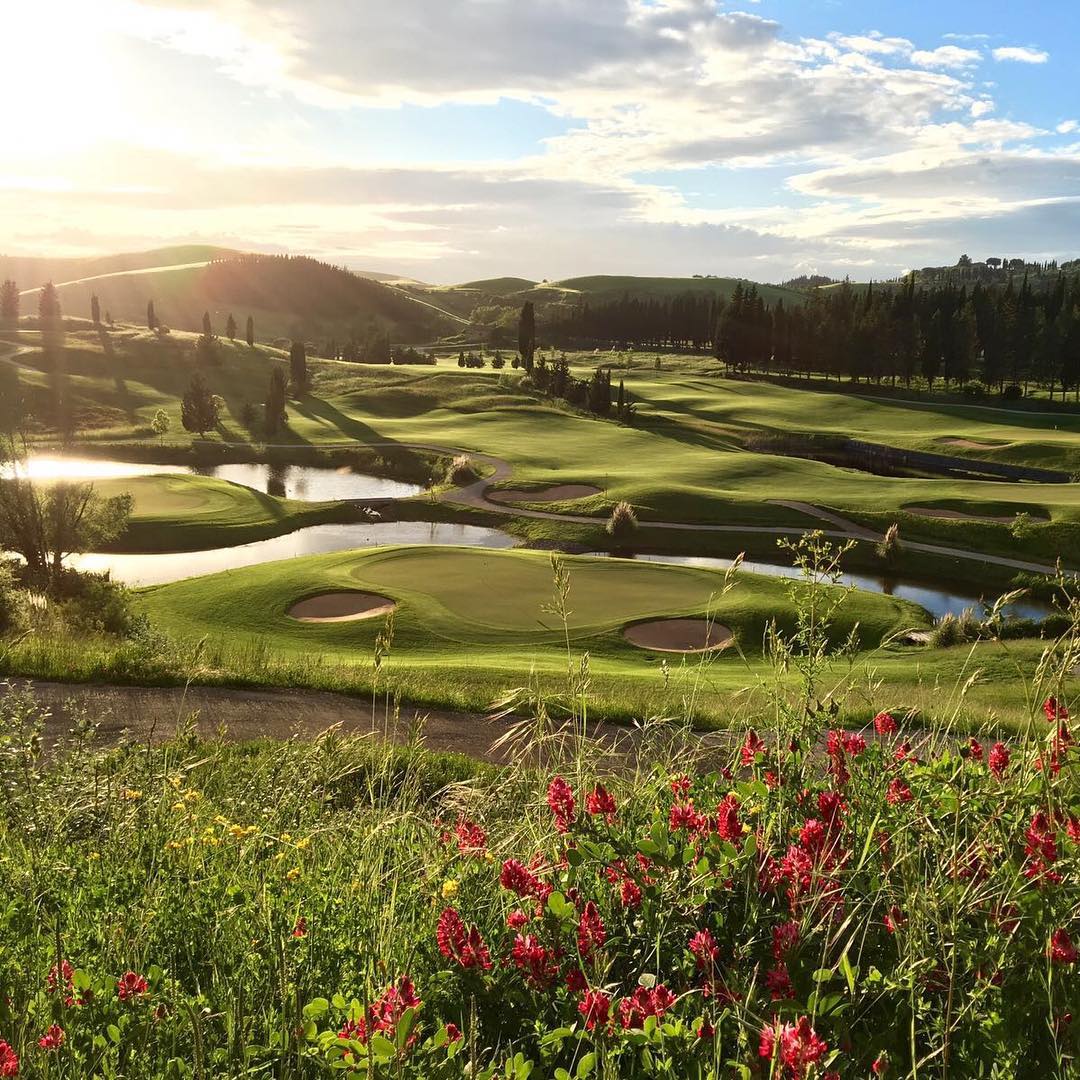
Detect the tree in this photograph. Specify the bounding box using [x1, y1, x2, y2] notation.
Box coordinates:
[289, 340, 308, 395]
[226, 313, 237, 340]
[518, 301, 536, 372]
[180, 372, 220, 437]
[265, 367, 287, 435]
[0, 280, 18, 327]
[90, 293, 100, 325]
[151, 408, 170, 445]
[246, 315, 255, 347]
[0, 440, 133, 584]
[202, 311, 213, 338]
[147, 300, 156, 331]
[38, 282, 61, 325]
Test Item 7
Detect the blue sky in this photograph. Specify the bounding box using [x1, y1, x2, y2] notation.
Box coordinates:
[1, 0, 1077, 283]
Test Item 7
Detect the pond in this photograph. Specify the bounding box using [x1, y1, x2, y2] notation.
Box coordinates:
[3, 455, 424, 501]
[69, 522, 518, 586]
[588, 552, 1054, 622]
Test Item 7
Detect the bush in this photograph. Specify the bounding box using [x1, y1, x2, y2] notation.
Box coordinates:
[929, 608, 980, 647]
[606, 500, 638, 541]
[0, 562, 26, 635]
[55, 574, 146, 637]
[445, 454, 479, 486]
[875, 522, 900, 564]
[1002, 384, 1023, 400]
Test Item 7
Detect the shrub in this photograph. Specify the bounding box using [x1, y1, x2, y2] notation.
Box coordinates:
[1002, 383, 1023, 400]
[606, 500, 638, 541]
[875, 522, 900, 564]
[930, 608, 980, 647]
[445, 454, 478, 486]
[55, 574, 145, 637]
[0, 562, 26, 635]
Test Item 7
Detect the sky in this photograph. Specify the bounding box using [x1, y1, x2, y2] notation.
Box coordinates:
[1, 0, 1077, 284]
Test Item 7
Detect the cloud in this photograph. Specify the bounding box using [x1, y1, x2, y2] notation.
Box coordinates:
[911, 46, 982, 69]
[992, 46, 1049, 64]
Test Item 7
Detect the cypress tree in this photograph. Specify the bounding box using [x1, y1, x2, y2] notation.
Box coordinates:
[38, 282, 61, 325]
[265, 367, 288, 434]
[0, 280, 19, 326]
[202, 311, 213, 338]
[289, 340, 307, 395]
[245, 315, 255, 347]
[180, 372, 220, 437]
[147, 300, 156, 331]
[518, 301, 536, 372]
[90, 293, 100, 325]
[226, 313, 237, 340]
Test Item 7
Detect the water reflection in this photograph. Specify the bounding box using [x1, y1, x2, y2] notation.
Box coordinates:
[589, 552, 1053, 622]
[4, 456, 423, 502]
[70, 522, 516, 586]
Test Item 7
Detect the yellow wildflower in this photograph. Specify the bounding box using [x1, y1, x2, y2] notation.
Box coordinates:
[441, 879, 460, 900]
[286, 867, 302, 882]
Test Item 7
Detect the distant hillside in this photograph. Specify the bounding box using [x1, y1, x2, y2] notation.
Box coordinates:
[0, 246, 238, 290]
[456, 277, 538, 295]
[7, 250, 458, 344]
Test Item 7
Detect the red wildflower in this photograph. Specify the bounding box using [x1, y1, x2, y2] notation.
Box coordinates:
[1050, 929, 1079, 965]
[38, 1025, 65, 1051]
[579, 989, 611, 1031]
[872, 1051, 890, 1075]
[437, 908, 492, 970]
[842, 731, 866, 756]
[760, 1016, 829, 1079]
[577, 901, 606, 961]
[585, 784, 617, 822]
[0, 1042, 17, 1078]
[291, 916, 307, 939]
[445, 1023, 461, 1042]
[371, 977, 421, 1036]
[825, 730, 850, 786]
[886, 778, 913, 805]
[454, 817, 487, 856]
[1025, 812, 1058, 864]
[619, 877, 642, 909]
[1044, 697, 1069, 722]
[874, 711, 897, 736]
[715, 794, 741, 841]
[741, 729, 766, 766]
[967, 738, 984, 762]
[988, 742, 1010, 779]
[618, 985, 676, 1029]
[670, 774, 692, 796]
[817, 790, 845, 830]
[117, 971, 148, 1002]
[510, 934, 557, 986]
[46, 959, 73, 996]
[1068, 817, 1080, 844]
[799, 818, 828, 858]
[566, 967, 587, 992]
[884, 905, 906, 934]
[507, 910, 529, 929]
[689, 928, 719, 970]
[765, 963, 795, 1000]
[772, 920, 800, 960]
[894, 741, 914, 764]
[500, 858, 539, 897]
[669, 800, 708, 833]
[697, 1019, 715, 1039]
[338, 1016, 369, 1044]
[547, 776, 576, 833]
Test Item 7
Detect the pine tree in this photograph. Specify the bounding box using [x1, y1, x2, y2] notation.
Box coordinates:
[226, 313, 237, 340]
[518, 301, 536, 372]
[180, 372, 220, 437]
[147, 300, 156, 331]
[265, 367, 288, 434]
[202, 311, 213, 338]
[245, 315, 255, 347]
[38, 282, 61, 325]
[289, 340, 307, 395]
[0, 280, 18, 326]
[90, 293, 100, 325]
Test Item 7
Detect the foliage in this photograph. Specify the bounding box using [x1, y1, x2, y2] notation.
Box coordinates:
[606, 500, 638, 542]
[180, 372, 220, 436]
[446, 454, 478, 486]
[150, 409, 170, 445]
[875, 523, 900, 565]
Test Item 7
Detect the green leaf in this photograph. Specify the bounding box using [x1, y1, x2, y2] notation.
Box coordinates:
[565, 846, 583, 867]
[547, 892, 573, 919]
[370, 1034, 396, 1063]
[107, 1024, 121, 1044]
[840, 950, 857, 996]
[302, 997, 329, 1020]
[577, 1051, 597, 1077]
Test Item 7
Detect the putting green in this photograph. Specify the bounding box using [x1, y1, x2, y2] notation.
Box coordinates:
[138, 545, 927, 660]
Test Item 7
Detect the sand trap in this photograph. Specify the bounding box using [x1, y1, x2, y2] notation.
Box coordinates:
[624, 618, 733, 654]
[942, 438, 1008, 450]
[490, 484, 601, 504]
[905, 505, 1047, 524]
[288, 592, 396, 623]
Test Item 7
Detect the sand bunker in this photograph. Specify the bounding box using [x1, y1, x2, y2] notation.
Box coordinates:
[942, 438, 1007, 451]
[491, 484, 601, 504]
[288, 592, 396, 623]
[905, 505, 1047, 524]
[624, 618, 733, 654]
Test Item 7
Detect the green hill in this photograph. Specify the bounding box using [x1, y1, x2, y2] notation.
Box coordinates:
[546, 274, 804, 306]
[456, 276, 538, 295]
[0, 245, 238, 290]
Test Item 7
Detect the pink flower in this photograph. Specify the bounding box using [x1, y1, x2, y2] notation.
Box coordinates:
[1044, 697, 1069, 722]
[1050, 929, 1078, 965]
[291, 916, 307, 939]
[577, 901, 606, 961]
[670, 774, 692, 796]
[988, 742, 1010, 780]
[454, 818, 487, 856]
[371, 977, 421, 1037]
[689, 928, 719, 970]
[967, 738, 984, 762]
[872, 1051, 890, 1075]
[547, 777, 576, 833]
[760, 1016, 829, 1079]
[669, 800, 708, 833]
[842, 732, 866, 757]
[619, 877, 642, 909]
[873, 711, 897, 736]
[0, 1041, 17, 1077]
[715, 794, 741, 842]
[445, 1023, 461, 1042]
[741, 729, 766, 766]
[886, 778, 913, 805]
[618, 985, 675, 1029]
[884, 905, 906, 934]
[500, 859, 540, 897]
[772, 920, 800, 960]
[578, 989, 611, 1031]
[117, 971, 148, 1002]
[765, 963, 795, 1000]
[38, 1025, 65, 1051]
[585, 784, 617, 822]
[436, 908, 492, 970]
[507, 910, 529, 929]
[817, 791, 845, 830]
[338, 1016, 369, 1044]
[510, 934, 557, 986]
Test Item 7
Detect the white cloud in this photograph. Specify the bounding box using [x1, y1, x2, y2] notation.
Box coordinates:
[970, 100, 995, 118]
[992, 46, 1049, 64]
[1057, 120, 1078, 134]
[911, 46, 982, 69]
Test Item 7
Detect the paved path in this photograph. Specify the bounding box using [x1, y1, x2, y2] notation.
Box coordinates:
[17, 261, 213, 296]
